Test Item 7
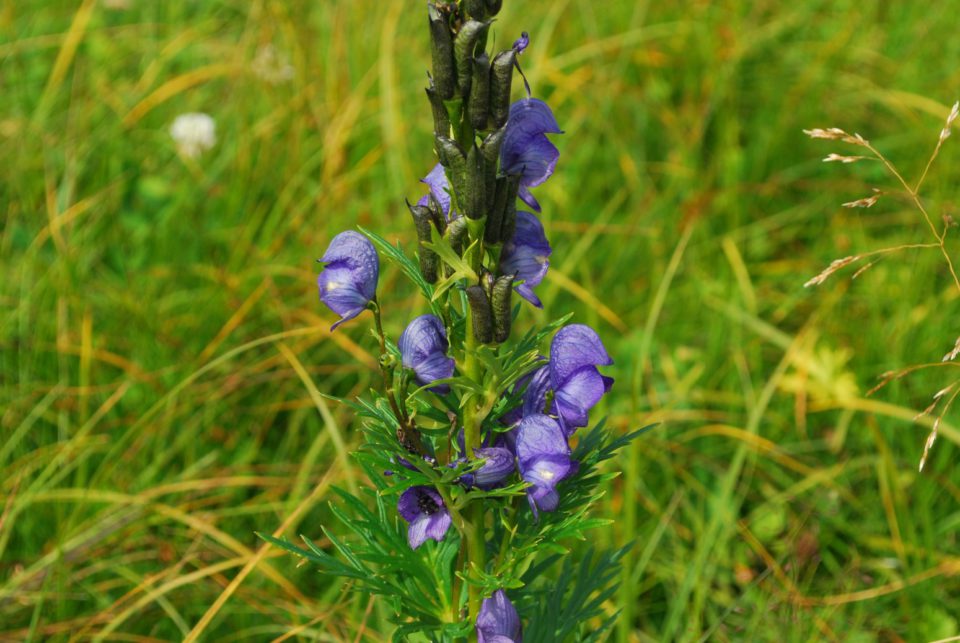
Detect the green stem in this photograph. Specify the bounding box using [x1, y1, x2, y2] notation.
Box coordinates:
[371, 300, 408, 428]
[465, 502, 486, 634]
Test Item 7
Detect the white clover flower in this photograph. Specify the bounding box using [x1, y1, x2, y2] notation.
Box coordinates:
[170, 113, 216, 158]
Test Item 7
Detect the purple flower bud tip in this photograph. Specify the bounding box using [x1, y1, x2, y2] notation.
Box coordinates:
[317, 231, 379, 331]
[399, 314, 455, 392]
[513, 32, 529, 53]
[416, 163, 452, 218]
[397, 486, 452, 549]
[549, 324, 613, 432]
[477, 589, 522, 643]
[517, 414, 576, 515]
[501, 98, 563, 212]
[499, 211, 551, 308]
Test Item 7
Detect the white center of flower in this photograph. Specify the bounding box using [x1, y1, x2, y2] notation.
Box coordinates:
[537, 467, 555, 481]
[326, 281, 341, 290]
[535, 255, 547, 264]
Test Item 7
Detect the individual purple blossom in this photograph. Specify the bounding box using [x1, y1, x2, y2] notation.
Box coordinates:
[516, 414, 576, 515]
[397, 486, 451, 549]
[500, 98, 563, 212]
[499, 211, 551, 308]
[398, 314, 455, 392]
[476, 589, 523, 643]
[416, 163, 452, 218]
[317, 231, 379, 330]
[550, 324, 614, 433]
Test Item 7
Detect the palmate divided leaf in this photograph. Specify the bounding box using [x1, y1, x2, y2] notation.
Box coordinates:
[266, 1, 648, 640]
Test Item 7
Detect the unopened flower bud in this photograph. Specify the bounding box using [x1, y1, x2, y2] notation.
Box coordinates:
[428, 4, 456, 99]
[407, 201, 440, 283]
[469, 52, 491, 131]
[490, 49, 516, 128]
[454, 20, 490, 97]
[492, 273, 514, 343]
[466, 285, 494, 344]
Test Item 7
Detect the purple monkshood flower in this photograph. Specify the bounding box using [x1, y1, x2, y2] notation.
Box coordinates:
[517, 414, 576, 515]
[317, 231, 379, 331]
[500, 98, 563, 212]
[550, 324, 614, 433]
[416, 163, 452, 218]
[399, 314, 455, 393]
[499, 211, 551, 308]
[397, 486, 451, 549]
[477, 589, 523, 643]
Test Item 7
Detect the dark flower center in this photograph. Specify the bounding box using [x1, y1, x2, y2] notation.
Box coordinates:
[417, 492, 440, 515]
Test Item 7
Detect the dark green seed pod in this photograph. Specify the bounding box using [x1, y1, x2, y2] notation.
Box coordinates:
[435, 135, 468, 205]
[408, 201, 440, 283]
[480, 126, 505, 236]
[486, 176, 508, 244]
[484, 0, 503, 15]
[490, 49, 517, 128]
[497, 174, 522, 243]
[492, 273, 514, 343]
[428, 4, 456, 99]
[466, 285, 493, 344]
[468, 53, 491, 131]
[454, 20, 490, 97]
[426, 194, 447, 234]
[446, 216, 469, 255]
[426, 84, 451, 137]
[465, 143, 486, 220]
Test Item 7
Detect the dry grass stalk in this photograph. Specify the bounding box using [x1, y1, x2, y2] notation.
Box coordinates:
[805, 100, 960, 470]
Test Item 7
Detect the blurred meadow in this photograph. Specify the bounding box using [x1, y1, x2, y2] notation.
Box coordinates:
[3, 0, 960, 640]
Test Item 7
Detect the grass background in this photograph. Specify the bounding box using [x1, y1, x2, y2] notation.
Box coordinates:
[3, 0, 960, 640]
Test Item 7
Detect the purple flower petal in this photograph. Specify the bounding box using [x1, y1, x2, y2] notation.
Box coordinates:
[500, 99, 562, 213]
[553, 365, 607, 431]
[500, 211, 551, 308]
[477, 589, 522, 643]
[516, 414, 575, 514]
[516, 186, 541, 213]
[407, 514, 433, 549]
[317, 267, 370, 329]
[471, 447, 516, 488]
[317, 231, 379, 330]
[416, 163, 452, 218]
[517, 415, 569, 466]
[424, 510, 452, 543]
[549, 324, 613, 386]
[399, 314, 455, 390]
[521, 365, 551, 418]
